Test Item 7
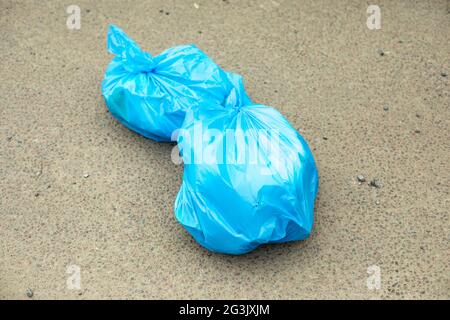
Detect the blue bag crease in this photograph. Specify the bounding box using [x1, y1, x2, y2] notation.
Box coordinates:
[102, 25, 319, 255]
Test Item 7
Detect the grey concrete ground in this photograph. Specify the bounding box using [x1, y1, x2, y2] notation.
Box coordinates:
[0, 0, 449, 299]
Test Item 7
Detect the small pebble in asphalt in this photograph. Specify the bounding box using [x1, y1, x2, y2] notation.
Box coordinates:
[357, 175, 366, 183]
[383, 105, 389, 111]
[369, 179, 383, 188]
[441, 72, 448, 77]
[375, 200, 380, 205]
[83, 173, 89, 178]
[415, 129, 421, 133]
[34, 192, 39, 197]
[323, 136, 328, 140]
[377, 48, 385, 56]
[416, 113, 421, 118]
[26, 288, 33, 298]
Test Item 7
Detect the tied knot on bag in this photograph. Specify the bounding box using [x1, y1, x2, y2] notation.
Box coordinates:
[223, 74, 253, 111]
[107, 24, 156, 73]
[224, 87, 249, 112]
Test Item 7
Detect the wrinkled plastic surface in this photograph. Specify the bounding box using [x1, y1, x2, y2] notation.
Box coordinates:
[175, 84, 319, 254]
[102, 25, 244, 142]
[102, 25, 319, 255]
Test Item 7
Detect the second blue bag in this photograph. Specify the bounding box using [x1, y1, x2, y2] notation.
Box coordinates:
[102, 25, 244, 142]
[175, 80, 319, 255]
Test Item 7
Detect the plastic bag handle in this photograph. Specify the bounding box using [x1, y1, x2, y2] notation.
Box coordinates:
[107, 24, 156, 73]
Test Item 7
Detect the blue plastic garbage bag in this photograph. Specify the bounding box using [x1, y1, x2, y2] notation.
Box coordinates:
[102, 24, 244, 142]
[175, 84, 319, 254]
